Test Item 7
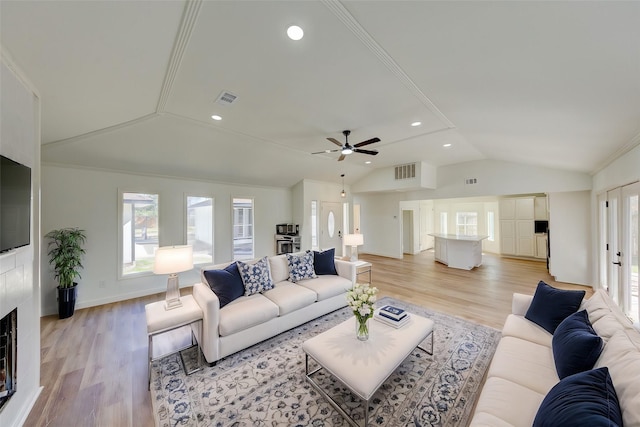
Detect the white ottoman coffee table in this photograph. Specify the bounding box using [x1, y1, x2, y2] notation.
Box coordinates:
[303, 314, 434, 427]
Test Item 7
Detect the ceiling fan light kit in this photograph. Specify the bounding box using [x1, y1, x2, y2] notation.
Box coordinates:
[312, 130, 380, 161]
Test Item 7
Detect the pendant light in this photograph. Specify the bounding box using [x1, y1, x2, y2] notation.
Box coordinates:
[340, 174, 346, 198]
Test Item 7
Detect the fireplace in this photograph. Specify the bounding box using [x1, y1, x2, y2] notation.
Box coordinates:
[0, 308, 17, 412]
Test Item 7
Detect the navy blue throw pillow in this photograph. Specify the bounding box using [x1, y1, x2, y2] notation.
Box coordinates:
[313, 248, 338, 275]
[525, 281, 585, 334]
[203, 263, 244, 308]
[533, 367, 623, 427]
[552, 310, 603, 379]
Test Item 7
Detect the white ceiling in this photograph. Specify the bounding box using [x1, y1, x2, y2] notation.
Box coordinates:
[2, 1, 639, 188]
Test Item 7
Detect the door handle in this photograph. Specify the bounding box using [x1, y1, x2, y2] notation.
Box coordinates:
[613, 261, 622, 266]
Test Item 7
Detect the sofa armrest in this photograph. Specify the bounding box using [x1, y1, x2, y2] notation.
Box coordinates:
[512, 293, 534, 316]
[192, 282, 221, 364]
[334, 259, 357, 285]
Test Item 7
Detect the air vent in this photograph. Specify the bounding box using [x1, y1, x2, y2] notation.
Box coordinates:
[215, 91, 238, 105]
[465, 178, 478, 185]
[394, 163, 416, 180]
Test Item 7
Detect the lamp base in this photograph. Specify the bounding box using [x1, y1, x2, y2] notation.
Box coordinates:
[164, 274, 183, 311]
[350, 246, 359, 262]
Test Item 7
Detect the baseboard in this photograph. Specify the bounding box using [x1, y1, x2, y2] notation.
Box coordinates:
[10, 386, 43, 427]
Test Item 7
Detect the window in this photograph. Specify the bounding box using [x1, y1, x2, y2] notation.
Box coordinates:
[440, 212, 448, 234]
[456, 212, 478, 236]
[311, 200, 318, 250]
[487, 211, 495, 241]
[233, 198, 253, 260]
[186, 196, 213, 265]
[121, 192, 159, 276]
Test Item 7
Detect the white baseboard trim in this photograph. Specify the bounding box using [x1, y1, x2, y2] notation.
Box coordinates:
[11, 386, 43, 427]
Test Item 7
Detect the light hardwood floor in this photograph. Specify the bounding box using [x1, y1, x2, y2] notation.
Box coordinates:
[25, 250, 592, 426]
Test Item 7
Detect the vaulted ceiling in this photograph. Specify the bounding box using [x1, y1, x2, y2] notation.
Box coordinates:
[2, 1, 639, 188]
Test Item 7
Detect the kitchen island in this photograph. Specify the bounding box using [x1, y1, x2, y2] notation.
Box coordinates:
[429, 233, 489, 270]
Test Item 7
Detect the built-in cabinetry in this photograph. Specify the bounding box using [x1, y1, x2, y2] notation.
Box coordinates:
[500, 196, 548, 259]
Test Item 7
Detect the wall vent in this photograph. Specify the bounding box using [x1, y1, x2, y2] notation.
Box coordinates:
[394, 163, 416, 180]
[215, 91, 238, 105]
[465, 178, 478, 185]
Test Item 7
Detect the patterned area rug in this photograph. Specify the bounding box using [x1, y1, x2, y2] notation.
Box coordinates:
[150, 297, 501, 427]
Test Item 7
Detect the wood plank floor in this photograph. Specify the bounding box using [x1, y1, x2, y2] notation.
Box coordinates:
[25, 250, 592, 426]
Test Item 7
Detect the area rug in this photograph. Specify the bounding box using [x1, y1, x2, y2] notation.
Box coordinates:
[150, 297, 501, 427]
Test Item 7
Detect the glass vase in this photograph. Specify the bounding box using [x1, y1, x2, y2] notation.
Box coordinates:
[356, 316, 370, 341]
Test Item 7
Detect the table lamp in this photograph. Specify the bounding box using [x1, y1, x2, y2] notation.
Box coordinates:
[344, 234, 364, 262]
[153, 245, 193, 310]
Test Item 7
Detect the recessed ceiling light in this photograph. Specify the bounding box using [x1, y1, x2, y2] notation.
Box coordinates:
[211, 115, 222, 121]
[443, 143, 452, 148]
[287, 25, 304, 41]
[365, 161, 371, 164]
[411, 121, 421, 127]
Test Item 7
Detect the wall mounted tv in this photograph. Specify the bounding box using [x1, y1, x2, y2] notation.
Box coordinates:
[0, 155, 31, 253]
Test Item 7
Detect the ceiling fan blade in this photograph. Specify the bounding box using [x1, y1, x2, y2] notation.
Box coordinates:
[327, 137, 343, 147]
[312, 149, 340, 154]
[354, 148, 379, 156]
[338, 154, 346, 161]
[354, 137, 380, 148]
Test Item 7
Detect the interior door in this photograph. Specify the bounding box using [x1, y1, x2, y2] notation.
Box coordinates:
[320, 202, 344, 256]
[607, 188, 622, 305]
[621, 182, 639, 323]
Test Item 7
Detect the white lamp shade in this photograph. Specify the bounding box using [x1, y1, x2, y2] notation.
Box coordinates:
[343, 234, 364, 246]
[153, 245, 193, 274]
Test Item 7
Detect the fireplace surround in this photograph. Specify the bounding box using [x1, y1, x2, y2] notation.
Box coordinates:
[0, 308, 17, 412]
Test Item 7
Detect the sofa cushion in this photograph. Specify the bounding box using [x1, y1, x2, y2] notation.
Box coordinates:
[583, 290, 635, 341]
[525, 281, 585, 334]
[313, 248, 338, 275]
[236, 257, 274, 296]
[286, 252, 317, 283]
[502, 314, 552, 348]
[552, 310, 603, 379]
[218, 293, 279, 336]
[202, 262, 244, 308]
[595, 329, 640, 426]
[487, 336, 559, 395]
[262, 282, 317, 315]
[532, 367, 623, 427]
[298, 274, 352, 301]
[471, 376, 546, 427]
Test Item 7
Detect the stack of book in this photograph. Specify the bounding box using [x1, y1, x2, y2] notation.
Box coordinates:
[374, 305, 410, 328]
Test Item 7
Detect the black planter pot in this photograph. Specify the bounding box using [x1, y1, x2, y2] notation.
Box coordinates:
[58, 284, 78, 319]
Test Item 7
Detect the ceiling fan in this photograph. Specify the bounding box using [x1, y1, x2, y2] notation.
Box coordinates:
[312, 130, 380, 161]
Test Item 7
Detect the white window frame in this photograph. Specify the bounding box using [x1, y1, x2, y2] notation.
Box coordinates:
[456, 212, 478, 236]
[118, 189, 160, 279]
[232, 197, 254, 260]
[185, 194, 214, 266]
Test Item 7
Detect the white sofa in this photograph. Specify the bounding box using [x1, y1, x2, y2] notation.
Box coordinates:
[470, 289, 640, 426]
[192, 254, 356, 364]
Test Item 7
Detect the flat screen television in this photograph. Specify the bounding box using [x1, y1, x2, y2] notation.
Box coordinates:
[0, 155, 31, 253]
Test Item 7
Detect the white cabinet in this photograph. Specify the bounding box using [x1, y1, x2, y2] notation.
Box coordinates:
[535, 234, 548, 259]
[500, 197, 538, 258]
[500, 220, 516, 255]
[515, 198, 534, 220]
[534, 197, 548, 220]
[434, 238, 448, 264]
[516, 220, 535, 256]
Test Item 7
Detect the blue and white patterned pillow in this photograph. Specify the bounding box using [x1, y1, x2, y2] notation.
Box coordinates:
[236, 257, 274, 296]
[286, 252, 316, 283]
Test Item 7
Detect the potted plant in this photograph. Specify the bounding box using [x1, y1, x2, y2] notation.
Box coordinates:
[45, 228, 86, 319]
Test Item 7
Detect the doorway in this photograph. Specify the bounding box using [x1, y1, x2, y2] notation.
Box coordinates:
[320, 201, 344, 256]
[601, 182, 639, 323]
[403, 210, 414, 254]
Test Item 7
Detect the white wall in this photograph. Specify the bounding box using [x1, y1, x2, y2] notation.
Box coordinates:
[592, 144, 640, 194]
[0, 56, 42, 427]
[548, 191, 592, 285]
[356, 192, 405, 258]
[41, 165, 292, 315]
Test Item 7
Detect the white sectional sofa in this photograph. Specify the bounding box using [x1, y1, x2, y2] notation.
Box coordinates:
[192, 252, 356, 365]
[470, 287, 640, 426]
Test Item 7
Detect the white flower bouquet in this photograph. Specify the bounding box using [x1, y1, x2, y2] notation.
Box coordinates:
[346, 283, 378, 340]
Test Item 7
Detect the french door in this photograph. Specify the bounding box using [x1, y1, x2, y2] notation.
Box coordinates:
[603, 182, 639, 323]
